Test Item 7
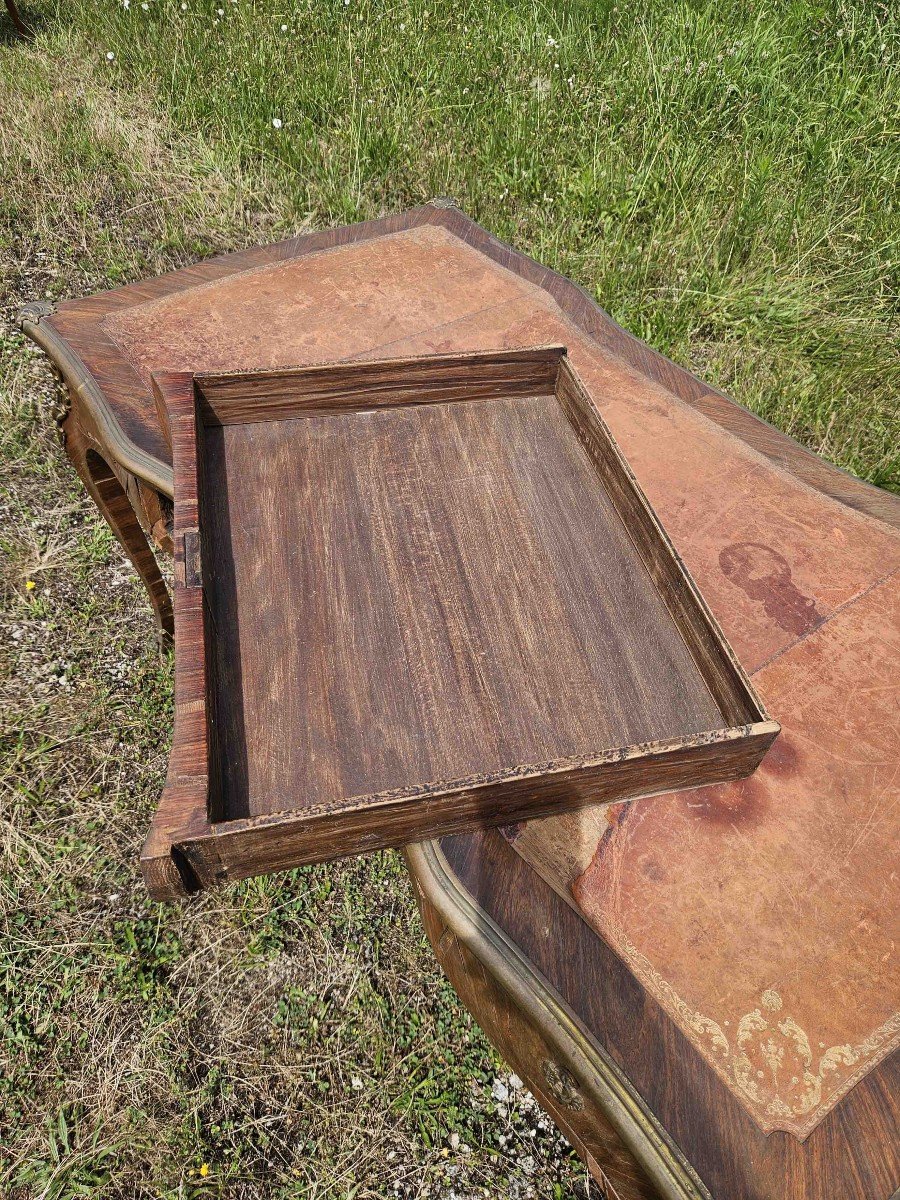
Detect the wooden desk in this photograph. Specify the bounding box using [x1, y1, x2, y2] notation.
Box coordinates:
[20, 202, 900, 1200]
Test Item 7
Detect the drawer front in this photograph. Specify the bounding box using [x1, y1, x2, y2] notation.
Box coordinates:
[415, 883, 664, 1200]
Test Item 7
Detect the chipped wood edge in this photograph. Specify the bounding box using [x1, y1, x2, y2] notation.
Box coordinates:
[145, 720, 778, 899]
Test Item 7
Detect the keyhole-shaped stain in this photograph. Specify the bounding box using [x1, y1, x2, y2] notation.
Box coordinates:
[719, 542, 823, 637]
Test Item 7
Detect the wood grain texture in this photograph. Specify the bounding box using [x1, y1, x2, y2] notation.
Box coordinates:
[143, 348, 775, 898]
[555, 360, 760, 728]
[140, 371, 216, 898]
[197, 345, 563, 424]
[411, 846, 668, 1200]
[59, 407, 173, 642]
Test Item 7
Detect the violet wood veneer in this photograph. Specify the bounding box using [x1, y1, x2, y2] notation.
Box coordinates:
[143, 346, 776, 900]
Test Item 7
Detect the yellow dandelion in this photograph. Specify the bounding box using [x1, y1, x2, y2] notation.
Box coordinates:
[25, 579, 36, 590]
[199, 1163, 210, 1177]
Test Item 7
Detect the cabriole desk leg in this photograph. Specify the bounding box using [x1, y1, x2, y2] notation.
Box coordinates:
[62, 412, 174, 646]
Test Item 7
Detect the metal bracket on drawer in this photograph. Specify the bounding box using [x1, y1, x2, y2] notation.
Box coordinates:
[175, 529, 202, 588]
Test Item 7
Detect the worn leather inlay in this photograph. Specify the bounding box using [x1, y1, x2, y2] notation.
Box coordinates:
[718, 542, 824, 638]
[100, 225, 549, 386]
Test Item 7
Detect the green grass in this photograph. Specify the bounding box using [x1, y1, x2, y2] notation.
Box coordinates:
[0, 0, 898, 1196]
[10, 0, 900, 485]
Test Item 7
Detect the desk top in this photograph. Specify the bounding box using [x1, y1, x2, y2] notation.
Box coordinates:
[22, 203, 900, 1200]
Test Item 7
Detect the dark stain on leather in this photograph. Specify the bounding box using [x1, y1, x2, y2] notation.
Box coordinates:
[719, 542, 824, 637]
[761, 734, 799, 779]
[641, 856, 665, 882]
